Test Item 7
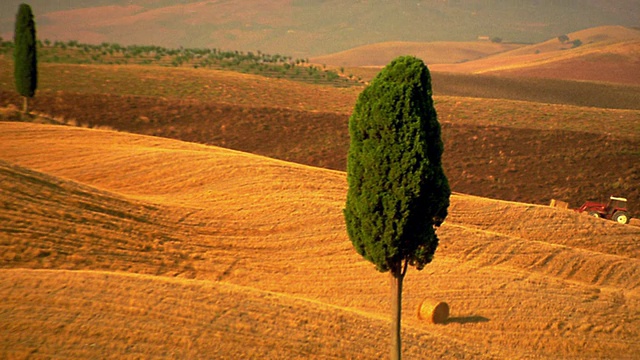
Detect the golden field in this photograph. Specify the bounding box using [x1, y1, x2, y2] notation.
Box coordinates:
[1, 122, 638, 359]
[1, 23, 639, 359]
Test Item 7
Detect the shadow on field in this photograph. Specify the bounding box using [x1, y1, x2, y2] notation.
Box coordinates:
[444, 315, 490, 325]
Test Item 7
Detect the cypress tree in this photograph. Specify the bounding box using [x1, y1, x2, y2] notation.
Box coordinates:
[344, 56, 450, 360]
[14, 3, 37, 114]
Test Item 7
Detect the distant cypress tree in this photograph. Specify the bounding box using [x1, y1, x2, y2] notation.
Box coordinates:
[344, 56, 450, 360]
[14, 3, 37, 114]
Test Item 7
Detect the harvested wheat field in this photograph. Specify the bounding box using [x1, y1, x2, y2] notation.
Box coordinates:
[1, 122, 639, 359]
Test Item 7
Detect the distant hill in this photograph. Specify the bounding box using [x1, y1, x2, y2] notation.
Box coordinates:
[429, 26, 640, 85]
[311, 25, 640, 85]
[309, 41, 524, 67]
[1, 1, 639, 57]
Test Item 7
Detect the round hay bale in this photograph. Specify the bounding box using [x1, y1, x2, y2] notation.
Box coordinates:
[417, 299, 449, 324]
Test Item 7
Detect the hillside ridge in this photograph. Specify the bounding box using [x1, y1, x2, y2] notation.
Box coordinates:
[312, 25, 640, 86]
[310, 41, 524, 67]
[430, 26, 640, 85]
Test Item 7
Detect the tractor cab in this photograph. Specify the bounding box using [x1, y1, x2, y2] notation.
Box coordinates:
[575, 196, 631, 224]
[605, 196, 628, 217]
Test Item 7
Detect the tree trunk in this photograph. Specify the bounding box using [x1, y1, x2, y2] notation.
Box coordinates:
[390, 261, 406, 360]
[22, 96, 29, 114]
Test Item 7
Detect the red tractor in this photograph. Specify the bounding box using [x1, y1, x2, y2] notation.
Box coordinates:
[575, 196, 631, 224]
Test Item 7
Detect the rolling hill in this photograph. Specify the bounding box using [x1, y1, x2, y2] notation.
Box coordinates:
[309, 41, 524, 68]
[315, 25, 640, 86]
[1, 51, 639, 214]
[1, 4, 639, 357]
[430, 26, 640, 85]
[1, 1, 639, 57]
[1, 121, 639, 358]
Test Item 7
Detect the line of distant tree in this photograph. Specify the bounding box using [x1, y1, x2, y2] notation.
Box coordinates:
[0, 38, 362, 87]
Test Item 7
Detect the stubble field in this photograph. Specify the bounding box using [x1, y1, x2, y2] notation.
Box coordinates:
[1, 122, 638, 359]
[1, 32, 640, 358]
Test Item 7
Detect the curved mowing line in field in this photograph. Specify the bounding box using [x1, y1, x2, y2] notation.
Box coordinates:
[442, 223, 640, 294]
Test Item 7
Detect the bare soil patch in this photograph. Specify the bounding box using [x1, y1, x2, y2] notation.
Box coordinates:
[430, 72, 640, 110]
[486, 56, 640, 86]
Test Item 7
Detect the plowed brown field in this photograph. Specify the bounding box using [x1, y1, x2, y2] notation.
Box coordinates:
[3, 87, 637, 214]
[1, 122, 638, 359]
[2, 56, 638, 214]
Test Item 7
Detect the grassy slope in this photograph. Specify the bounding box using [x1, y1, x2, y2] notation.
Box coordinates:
[1, 122, 639, 359]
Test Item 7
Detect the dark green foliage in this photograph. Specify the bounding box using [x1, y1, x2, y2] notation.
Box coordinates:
[344, 56, 450, 273]
[14, 3, 37, 99]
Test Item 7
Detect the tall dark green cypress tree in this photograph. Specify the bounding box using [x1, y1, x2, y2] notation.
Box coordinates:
[344, 56, 450, 360]
[14, 3, 37, 114]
